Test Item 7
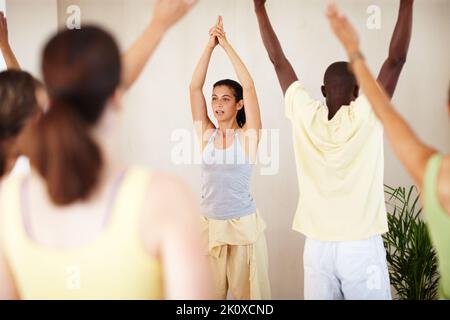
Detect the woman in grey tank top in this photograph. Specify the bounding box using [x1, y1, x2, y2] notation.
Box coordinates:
[189, 16, 271, 300]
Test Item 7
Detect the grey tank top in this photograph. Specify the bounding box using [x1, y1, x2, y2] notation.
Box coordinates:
[201, 129, 257, 220]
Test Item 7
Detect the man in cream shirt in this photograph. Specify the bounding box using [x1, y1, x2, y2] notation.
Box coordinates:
[285, 79, 387, 242]
[254, 0, 414, 299]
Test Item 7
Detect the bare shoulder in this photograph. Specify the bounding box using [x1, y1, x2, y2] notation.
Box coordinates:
[437, 155, 450, 217]
[147, 172, 196, 208]
[142, 172, 199, 232]
[139, 171, 201, 255]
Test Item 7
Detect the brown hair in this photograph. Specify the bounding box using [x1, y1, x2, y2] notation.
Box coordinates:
[213, 79, 246, 128]
[0, 70, 40, 178]
[25, 26, 121, 205]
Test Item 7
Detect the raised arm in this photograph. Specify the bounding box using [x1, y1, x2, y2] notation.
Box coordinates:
[327, 3, 434, 187]
[254, 0, 298, 95]
[212, 18, 262, 140]
[377, 0, 414, 99]
[189, 20, 218, 142]
[122, 0, 198, 90]
[0, 12, 20, 70]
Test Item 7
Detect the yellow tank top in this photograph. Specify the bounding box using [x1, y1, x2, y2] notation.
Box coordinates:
[0, 166, 164, 300]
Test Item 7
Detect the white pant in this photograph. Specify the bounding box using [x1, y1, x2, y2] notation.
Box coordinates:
[303, 235, 392, 300]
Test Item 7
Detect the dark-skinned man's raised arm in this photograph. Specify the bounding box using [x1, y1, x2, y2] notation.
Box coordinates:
[254, 0, 297, 95]
[377, 0, 414, 99]
[253, 0, 414, 100]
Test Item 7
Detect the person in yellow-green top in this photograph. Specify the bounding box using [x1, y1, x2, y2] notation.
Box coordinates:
[327, 2, 450, 299]
[0, 0, 212, 300]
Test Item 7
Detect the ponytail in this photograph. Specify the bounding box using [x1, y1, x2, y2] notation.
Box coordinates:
[27, 100, 102, 205]
[31, 26, 121, 205]
[236, 108, 246, 129]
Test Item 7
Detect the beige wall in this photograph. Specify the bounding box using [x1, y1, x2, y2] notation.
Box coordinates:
[5, 0, 57, 77]
[5, 0, 450, 299]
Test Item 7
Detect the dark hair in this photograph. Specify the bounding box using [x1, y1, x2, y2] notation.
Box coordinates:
[0, 70, 40, 177]
[324, 61, 357, 90]
[213, 79, 246, 128]
[25, 26, 121, 205]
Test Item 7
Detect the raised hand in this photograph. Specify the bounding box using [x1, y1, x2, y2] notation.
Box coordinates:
[152, 0, 198, 31]
[0, 12, 9, 49]
[207, 16, 220, 49]
[0, 11, 20, 70]
[121, 0, 198, 90]
[210, 16, 229, 48]
[326, 3, 360, 56]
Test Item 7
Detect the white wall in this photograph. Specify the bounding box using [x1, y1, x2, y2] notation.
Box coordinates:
[6, 0, 450, 299]
[5, 0, 57, 77]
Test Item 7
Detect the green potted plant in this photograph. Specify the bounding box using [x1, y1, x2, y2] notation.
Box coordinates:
[383, 185, 440, 300]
